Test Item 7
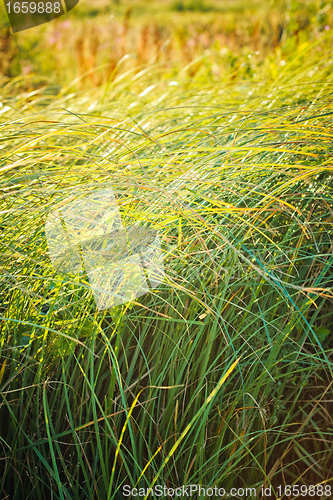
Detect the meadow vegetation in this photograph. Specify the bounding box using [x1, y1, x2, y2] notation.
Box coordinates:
[1, 0, 333, 86]
[1, 0, 333, 498]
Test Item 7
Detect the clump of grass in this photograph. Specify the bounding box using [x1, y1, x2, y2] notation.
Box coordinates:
[0, 29, 333, 500]
[171, 0, 215, 12]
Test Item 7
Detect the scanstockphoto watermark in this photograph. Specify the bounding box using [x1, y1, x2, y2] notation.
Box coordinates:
[45, 189, 165, 311]
[3, 0, 80, 33]
[123, 485, 258, 498]
[123, 484, 332, 498]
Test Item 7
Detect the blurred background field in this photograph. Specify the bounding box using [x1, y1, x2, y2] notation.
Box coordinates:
[0, 0, 333, 87]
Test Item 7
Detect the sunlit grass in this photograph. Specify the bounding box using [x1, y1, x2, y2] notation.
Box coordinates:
[0, 29, 333, 500]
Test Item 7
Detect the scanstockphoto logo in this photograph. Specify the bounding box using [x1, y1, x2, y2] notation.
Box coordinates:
[3, 0, 80, 33]
[45, 189, 165, 311]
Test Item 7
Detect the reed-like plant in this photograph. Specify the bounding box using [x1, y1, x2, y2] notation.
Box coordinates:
[0, 34, 333, 499]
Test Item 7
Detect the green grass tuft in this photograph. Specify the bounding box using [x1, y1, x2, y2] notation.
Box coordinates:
[1, 16, 333, 500]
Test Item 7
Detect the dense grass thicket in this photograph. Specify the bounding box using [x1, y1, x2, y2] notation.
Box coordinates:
[1, 1, 333, 499]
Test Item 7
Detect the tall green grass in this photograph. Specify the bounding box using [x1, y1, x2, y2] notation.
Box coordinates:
[1, 36, 333, 499]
